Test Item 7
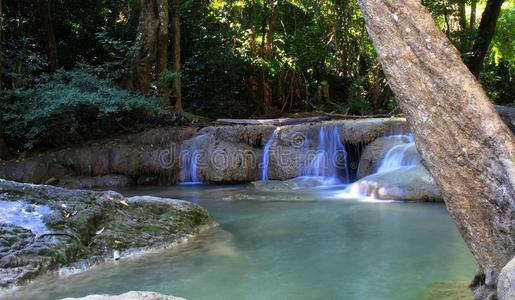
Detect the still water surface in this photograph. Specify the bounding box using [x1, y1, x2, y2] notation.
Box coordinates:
[4, 184, 475, 300]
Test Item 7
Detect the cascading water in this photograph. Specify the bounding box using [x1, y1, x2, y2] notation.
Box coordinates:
[375, 135, 417, 173]
[180, 134, 205, 184]
[300, 126, 349, 184]
[341, 134, 418, 199]
[261, 128, 279, 180]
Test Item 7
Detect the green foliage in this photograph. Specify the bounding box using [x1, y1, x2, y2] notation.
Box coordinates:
[2, 36, 48, 85]
[180, 0, 386, 117]
[0, 67, 165, 149]
[482, 5, 514, 104]
[490, 6, 515, 67]
[0, 0, 512, 141]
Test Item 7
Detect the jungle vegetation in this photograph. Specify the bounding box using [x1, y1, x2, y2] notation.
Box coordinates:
[0, 0, 512, 153]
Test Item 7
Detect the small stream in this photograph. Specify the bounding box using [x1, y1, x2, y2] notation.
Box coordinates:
[5, 184, 475, 300]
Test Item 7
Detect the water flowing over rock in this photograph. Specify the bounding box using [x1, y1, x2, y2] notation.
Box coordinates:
[180, 118, 407, 183]
[346, 166, 441, 201]
[343, 134, 441, 201]
[0, 179, 213, 290]
[261, 128, 280, 180]
[357, 134, 419, 178]
[300, 126, 349, 182]
[179, 134, 207, 183]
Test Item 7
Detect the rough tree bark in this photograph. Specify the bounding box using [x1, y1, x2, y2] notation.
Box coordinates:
[39, 0, 59, 73]
[121, 0, 159, 95]
[466, 0, 504, 78]
[157, 0, 171, 108]
[172, 0, 182, 112]
[358, 0, 515, 298]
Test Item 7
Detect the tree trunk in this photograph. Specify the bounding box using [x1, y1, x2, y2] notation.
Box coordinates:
[457, 0, 468, 52]
[358, 0, 515, 298]
[121, 0, 159, 95]
[470, 0, 477, 31]
[172, 0, 182, 112]
[39, 0, 59, 73]
[466, 0, 504, 78]
[157, 0, 171, 108]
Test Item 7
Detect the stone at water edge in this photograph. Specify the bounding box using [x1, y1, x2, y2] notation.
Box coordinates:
[60, 291, 186, 300]
[497, 256, 515, 300]
[0, 179, 214, 289]
[350, 166, 442, 201]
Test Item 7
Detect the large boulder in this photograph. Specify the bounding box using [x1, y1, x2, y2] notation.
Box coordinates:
[495, 105, 515, 133]
[0, 180, 213, 289]
[348, 166, 442, 201]
[181, 133, 261, 182]
[61, 291, 185, 300]
[497, 256, 515, 300]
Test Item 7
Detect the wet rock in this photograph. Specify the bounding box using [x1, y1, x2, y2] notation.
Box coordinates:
[45, 177, 59, 185]
[498, 256, 515, 300]
[189, 118, 408, 182]
[0, 118, 408, 185]
[0, 179, 214, 290]
[60, 291, 185, 300]
[59, 175, 134, 189]
[251, 177, 333, 191]
[0, 126, 196, 186]
[349, 166, 442, 201]
[136, 175, 159, 185]
[250, 180, 291, 191]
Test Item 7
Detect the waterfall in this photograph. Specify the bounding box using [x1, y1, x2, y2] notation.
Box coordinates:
[340, 134, 418, 199]
[261, 128, 279, 180]
[301, 126, 349, 183]
[375, 135, 417, 173]
[180, 135, 205, 184]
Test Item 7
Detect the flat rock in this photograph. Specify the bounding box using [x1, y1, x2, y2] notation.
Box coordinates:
[61, 291, 185, 300]
[0, 179, 213, 290]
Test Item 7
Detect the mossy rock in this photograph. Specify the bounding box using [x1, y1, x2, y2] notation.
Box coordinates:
[0, 179, 214, 290]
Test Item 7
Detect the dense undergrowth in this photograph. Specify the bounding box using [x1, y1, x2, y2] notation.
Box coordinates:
[0, 67, 184, 150]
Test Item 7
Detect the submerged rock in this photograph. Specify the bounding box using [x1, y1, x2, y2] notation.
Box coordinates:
[348, 166, 442, 201]
[251, 177, 337, 191]
[61, 291, 185, 300]
[0, 179, 214, 290]
[423, 279, 473, 300]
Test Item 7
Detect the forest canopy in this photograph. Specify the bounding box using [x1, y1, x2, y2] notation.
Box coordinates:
[0, 0, 513, 151]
